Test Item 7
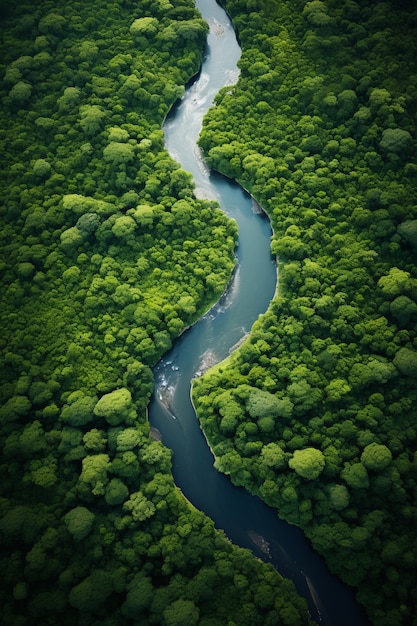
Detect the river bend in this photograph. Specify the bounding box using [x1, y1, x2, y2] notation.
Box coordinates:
[149, 1, 369, 624]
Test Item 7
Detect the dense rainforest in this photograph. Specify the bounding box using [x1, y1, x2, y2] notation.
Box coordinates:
[0, 0, 313, 624]
[193, 0, 417, 624]
[1, 0, 416, 625]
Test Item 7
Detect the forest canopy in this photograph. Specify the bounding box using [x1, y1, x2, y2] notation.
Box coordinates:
[193, 0, 417, 624]
[1, 0, 416, 623]
[0, 0, 312, 624]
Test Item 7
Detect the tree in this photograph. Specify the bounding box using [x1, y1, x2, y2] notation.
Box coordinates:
[379, 128, 412, 155]
[130, 17, 158, 38]
[215, 391, 242, 435]
[38, 12, 66, 35]
[258, 416, 275, 433]
[325, 378, 351, 402]
[8, 81, 31, 104]
[163, 599, 199, 626]
[287, 380, 321, 412]
[123, 491, 156, 522]
[78, 41, 98, 61]
[116, 427, 143, 452]
[328, 484, 350, 510]
[368, 87, 391, 110]
[80, 454, 110, 496]
[33, 158, 51, 179]
[61, 395, 96, 427]
[271, 233, 308, 260]
[361, 443, 392, 472]
[129, 204, 155, 228]
[337, 89, 358, 117]
[173, 19, 207, 43]
[247, 389, 293, 420]
[64, 506, 95, 540]
[76, 212, 101, 236]
[389, 295, 417, 327]
[108, 126, 130, 143]
[79, 105, 106, 135]
[93, 388, 136, 426]
[393, 347, 417, 378]
[60, 226, 85, 254]
[302, 0, 332, 27]
[349, 358, 396, 389]
[378, 267, 411, 298]
[58, 427, 84, 459]
[69, 570, 112, 612]
[29, 455, 58, 488]
[397, 219, 417, 248]
[103, 142, 135, 167]
[288, 448, 325, 480]
[121, 574, 153, 618]
[111, 215, 137, 241]
[341, 462, 369, 489]
[0, 395, 31, 423]
[105, 478, 129, 506]
[83, 429, 107, 452]
[260, 442, 286, 470]
[57, 86, 80, 111]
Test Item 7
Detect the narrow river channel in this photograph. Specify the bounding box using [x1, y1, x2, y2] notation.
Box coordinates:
[149, 1, 370, 624]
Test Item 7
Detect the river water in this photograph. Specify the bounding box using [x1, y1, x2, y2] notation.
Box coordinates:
[148, 1, 369, 624]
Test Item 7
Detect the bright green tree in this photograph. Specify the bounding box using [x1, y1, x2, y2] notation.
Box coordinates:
[288, 448, 325, 480]
[93, 388, 136, 426]
[360, 443, 392, 472]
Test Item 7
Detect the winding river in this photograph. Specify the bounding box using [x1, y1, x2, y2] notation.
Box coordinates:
[149, 1, 370, 624]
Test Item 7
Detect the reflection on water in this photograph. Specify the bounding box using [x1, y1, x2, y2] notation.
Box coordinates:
[247, 531, 272, 558]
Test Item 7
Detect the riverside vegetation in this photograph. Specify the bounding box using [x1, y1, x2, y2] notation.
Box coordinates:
[0, 0, 313, 624]
[1, 0, 416, 624]
[193, 0, 417, 624]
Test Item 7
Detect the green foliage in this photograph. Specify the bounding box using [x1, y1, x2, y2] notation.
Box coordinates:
[378, 267, 413, 298]
[0, 395, 31, 423]
[379, 128, 412, 155]
[341, 462, 369, 490]
[288, 448, 325, 480]
[83, 428, 107, 452]
[1, 0, 415, 622]
[69, 570, 112, 612]
[8, 80, 31, 104]
[29, 455, 58, 488]
[80, 453, 111, 496]
[393, 347, 417, 378]
[115, 427, 143, 452]
[193, 0, 417, 622]
[105, 478, 129, 506]
[93, 388, 136, 426]
[130, 17, 158, 38]
[121, 573, 153, 617]
[361, 443, 392, 472]
[33, 158, 51, 179]
[103, 142, 135, 166]
[328, 484, 350, 511]
[397, 219, 417, 248]
[163, 599, 199, 626]
[60, 227, 86, 254]
[389, 295, 417, 327]
[61, 395, 96, 427]
[64, 506, 95, 541]
[260, 442, 286, 471]
[123, 490, 156, 522]
[247, 388, 292, 420]
[79, 105, 107, 136]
